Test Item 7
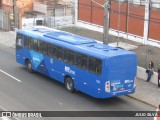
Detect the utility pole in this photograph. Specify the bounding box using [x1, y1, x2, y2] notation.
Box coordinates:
[117, 0, 121, 46]
[91, 0, 110, 44]
[103, 0, 110, 44]
[13, 0, 18, 29]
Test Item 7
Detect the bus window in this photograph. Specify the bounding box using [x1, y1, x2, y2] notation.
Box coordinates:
[63, 49, 69, 63]
[24, 36, 29, 49]
[37, 40, 42, 53]
[16, 33, 23, 49]
[75, 53, 82, 68]
[81, 54, 87, 70]
[28, 37, 33, 50]
[33, 39, 38, 52]
[95, 59, 102, 75]
[88, 56, 96, 73]
[47, 43, 53, 57]
[68, 51, 75, 65]
[52, 45, 58, 59]
[42, 42, 48, 55]
[57, 46, 63, 61]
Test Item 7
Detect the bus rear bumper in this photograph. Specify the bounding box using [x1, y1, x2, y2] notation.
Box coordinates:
[94, 87, 136, 99]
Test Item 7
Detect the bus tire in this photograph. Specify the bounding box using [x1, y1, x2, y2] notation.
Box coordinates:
[65, 77, 75, 93]
[26, 60, 33, 73]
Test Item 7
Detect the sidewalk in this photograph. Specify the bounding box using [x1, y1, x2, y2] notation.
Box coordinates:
[0, 29, 159, 108]
[0, 30, 15, 48]
[128, 78, 160, 108]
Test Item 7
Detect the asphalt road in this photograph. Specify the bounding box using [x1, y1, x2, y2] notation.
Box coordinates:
[0, 44, 155, 120]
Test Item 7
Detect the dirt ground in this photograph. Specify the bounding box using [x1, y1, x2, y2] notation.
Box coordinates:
[60, 27, 160, 71]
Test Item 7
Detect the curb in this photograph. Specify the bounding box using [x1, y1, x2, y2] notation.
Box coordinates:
[127, 95, 157, 108]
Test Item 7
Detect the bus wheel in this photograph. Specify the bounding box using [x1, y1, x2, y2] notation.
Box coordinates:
[65, 77, 75, 93]
[26, 60, 33, 73]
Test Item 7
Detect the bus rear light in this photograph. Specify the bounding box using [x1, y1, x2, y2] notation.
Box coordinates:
[134, 77, 136, 87]
[105, 81, 110, 92]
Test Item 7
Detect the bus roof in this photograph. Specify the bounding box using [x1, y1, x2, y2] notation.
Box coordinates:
[17, 26, 136, 59]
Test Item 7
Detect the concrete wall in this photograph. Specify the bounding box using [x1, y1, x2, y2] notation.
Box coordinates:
[33, 2, 47, 14]
[137, 66, 158, 85]
[76, 0, 160, 48]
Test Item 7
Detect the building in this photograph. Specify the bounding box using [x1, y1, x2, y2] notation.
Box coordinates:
[1, 0, 73, 28]
[1, 0, 33, 28]
[0, 1, 2, 8]
[76, 0, 160, 47]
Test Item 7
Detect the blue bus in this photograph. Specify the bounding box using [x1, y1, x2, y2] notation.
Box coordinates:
[16, 26, 137, 98]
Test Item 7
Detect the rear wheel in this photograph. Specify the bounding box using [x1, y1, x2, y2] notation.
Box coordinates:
[26, 60, 33, 73]
[65, 77, 75, 92]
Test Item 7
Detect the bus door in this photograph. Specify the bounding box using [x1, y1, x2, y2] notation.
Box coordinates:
[16, 33, 24, 64]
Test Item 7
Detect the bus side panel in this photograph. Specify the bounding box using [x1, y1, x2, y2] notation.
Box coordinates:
[16, 48, 25, 65]
[72, 67, 102, 97]
[45, 57, 65, 83]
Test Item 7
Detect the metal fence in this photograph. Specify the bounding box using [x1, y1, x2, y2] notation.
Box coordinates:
[22, 6, 74, 29]
[0, 9, 10, 31]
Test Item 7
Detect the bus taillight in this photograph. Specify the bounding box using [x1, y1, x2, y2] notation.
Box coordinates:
[134, 77, 136, 87]
[105, 81, 110, 92]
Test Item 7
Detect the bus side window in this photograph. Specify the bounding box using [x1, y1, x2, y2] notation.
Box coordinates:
[75, 53, 82, 68]
[68, 50, 75, 65]
[47, 43, 53, 57]
[33, 39, 38, 52]
[81, 54, 87, 70]
[16, 33, 23, 49]
[37, 40, 42, 53]
[57, 46, 63, 61]
[63, 49, 69, 63]
[95, 59, 102, 75]
[24, 36, 29, 49]
[42, 42, 48, 55]
[88, 57, 96, 73]
[52, 45, 58, 59]
[28, 37, 34, 50]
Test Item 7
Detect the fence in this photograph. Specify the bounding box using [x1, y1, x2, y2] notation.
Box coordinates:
[22, 6, 74, 29]
[0, 9, 10, 31]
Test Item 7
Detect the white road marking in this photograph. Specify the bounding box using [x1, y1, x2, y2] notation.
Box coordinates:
[0, 69, 22, 82]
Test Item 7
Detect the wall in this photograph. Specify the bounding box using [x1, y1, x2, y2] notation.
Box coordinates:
[137, 66, 158, 85]
[77, 0, 160, 47]
[78, 0, 104, 26]
[1, 0, 33, 28]
[33, 2, 47, 14]
[149, 8, 160, 41]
